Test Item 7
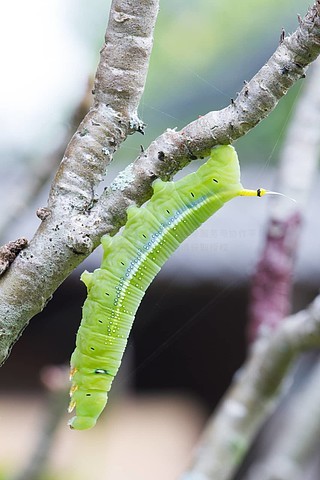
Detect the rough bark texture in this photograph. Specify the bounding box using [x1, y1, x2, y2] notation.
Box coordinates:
[0, 2, 320, 366]
[0, 238, 28, 276]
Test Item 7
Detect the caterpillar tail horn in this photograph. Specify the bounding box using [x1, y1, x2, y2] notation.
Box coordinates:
[239, 188, 267, 197]
[239, 188, 296, 202]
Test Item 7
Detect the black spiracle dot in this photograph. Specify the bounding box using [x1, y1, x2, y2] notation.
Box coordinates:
[120, 261, 125, 265]
[86, 393, 91, 397]
[142, 234, 147, 238]
[213, 178, 218, 183]
[166, 209, 170, 214]
[105, 292, 110, 296]
[90, 347, 95, 351]
[98, 320, 103, 324]
[190, 192, 195, 197]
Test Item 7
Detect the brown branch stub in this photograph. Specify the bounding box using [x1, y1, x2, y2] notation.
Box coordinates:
[0, 238, 28, 276]
[279, 28, 286, 45]
[36, 207, 52, 221]
[248, 214, 302, 341]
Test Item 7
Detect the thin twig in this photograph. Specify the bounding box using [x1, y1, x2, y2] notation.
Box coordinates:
[9, 366, 69, 480]
[180, 295, 320, 480]
[243, 358, 320, 480]
[0, 238, 28, 276]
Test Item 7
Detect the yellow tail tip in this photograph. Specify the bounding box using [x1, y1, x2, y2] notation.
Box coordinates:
[239, 188, 296, 202]
[239, 188, 268, 197]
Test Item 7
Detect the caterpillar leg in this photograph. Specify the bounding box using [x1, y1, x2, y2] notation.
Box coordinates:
[68, 388, 109, 430]
[69, 354, 112, 430]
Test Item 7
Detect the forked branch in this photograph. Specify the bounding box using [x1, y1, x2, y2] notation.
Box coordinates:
[0, 2, 320, 367]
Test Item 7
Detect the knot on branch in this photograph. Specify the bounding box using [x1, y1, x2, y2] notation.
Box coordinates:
[36, 207, 52, 221]
[129, 115, 146, 135]
[0, 238, 29, 276]
[113, 11, 131, 23]
[66, 233, 94, 255]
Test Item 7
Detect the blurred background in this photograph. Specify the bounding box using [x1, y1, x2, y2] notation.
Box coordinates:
[0, 0, 319, 479]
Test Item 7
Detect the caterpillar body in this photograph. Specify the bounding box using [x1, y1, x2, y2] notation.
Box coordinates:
[69, 145, 268, 430]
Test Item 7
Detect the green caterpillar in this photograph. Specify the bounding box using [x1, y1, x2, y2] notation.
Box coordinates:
[69, 145, 269, 430]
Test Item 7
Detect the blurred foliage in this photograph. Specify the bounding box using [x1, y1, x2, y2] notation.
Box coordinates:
[64, 0, 111, 59]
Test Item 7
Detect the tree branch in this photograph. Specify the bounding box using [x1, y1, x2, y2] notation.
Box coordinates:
[49, 0, 158, 213]
[242, 358, 320, 480]
[180, 295, 320, 480]
[10, 366, 68, 480]
[0, 0, 160, 365]
[91, 1, 320, 235]
[0, 2, 320, 367]
[248, 56, 320, 340]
